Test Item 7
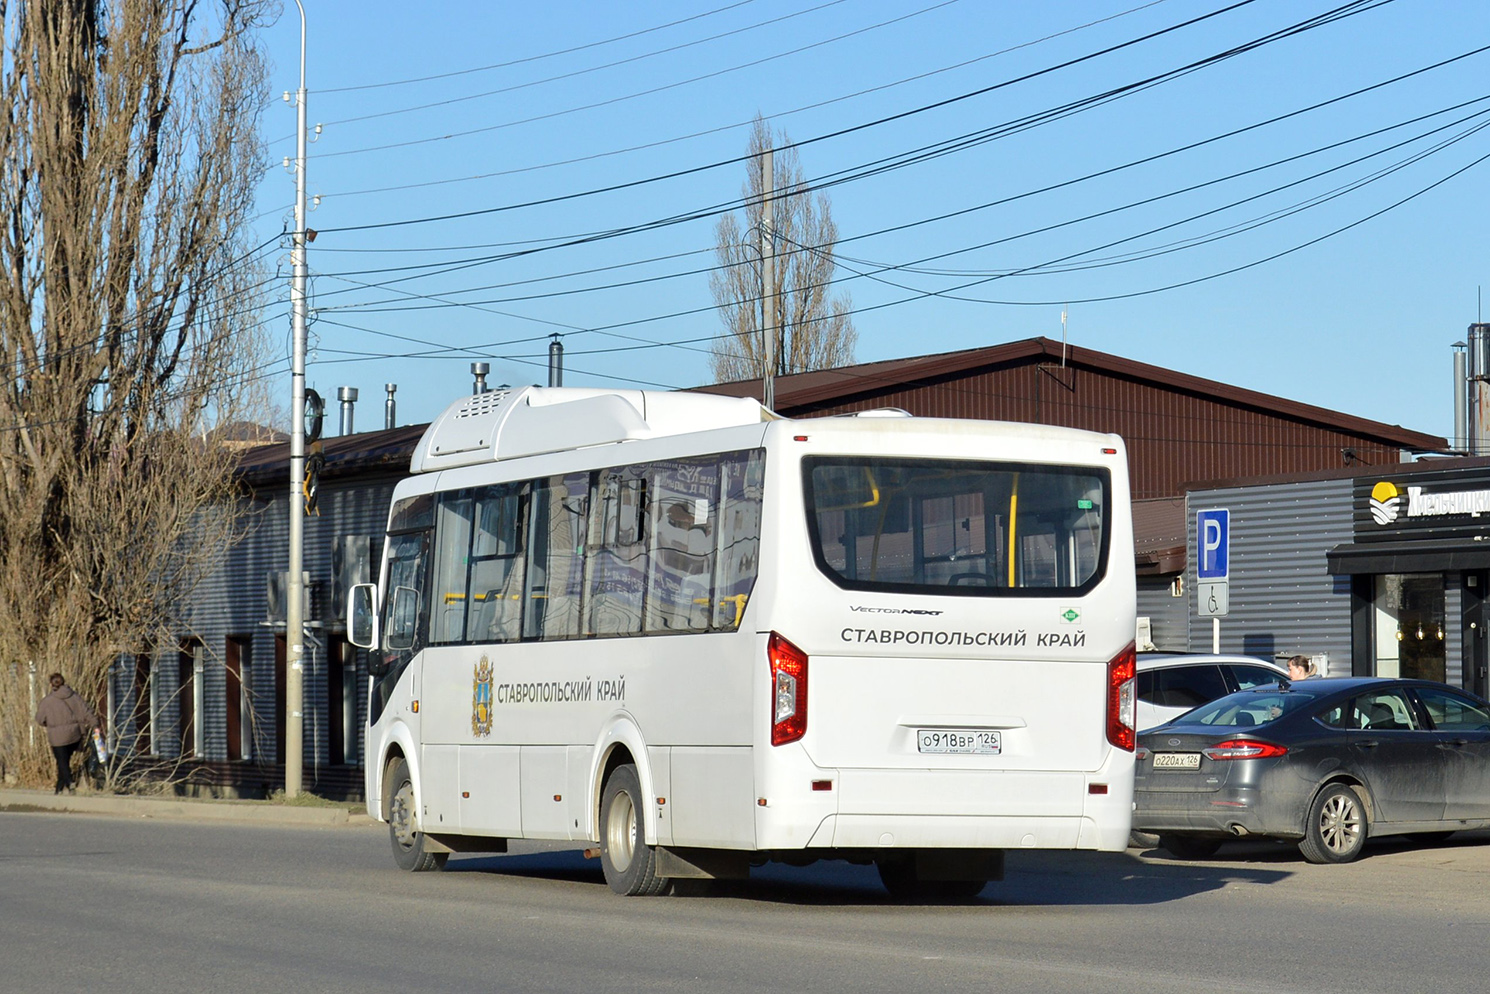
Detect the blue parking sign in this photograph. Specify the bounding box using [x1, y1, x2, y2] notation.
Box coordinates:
[1196, 509, 1229, 580]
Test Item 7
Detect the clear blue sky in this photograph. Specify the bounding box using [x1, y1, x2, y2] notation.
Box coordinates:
[252, 0, 1490, 443]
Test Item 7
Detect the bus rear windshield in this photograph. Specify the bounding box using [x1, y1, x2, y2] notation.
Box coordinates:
[804, 457, 1109, 596]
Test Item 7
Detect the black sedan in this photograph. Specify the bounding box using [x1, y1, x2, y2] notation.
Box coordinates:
[1133, 676, 1490, 863]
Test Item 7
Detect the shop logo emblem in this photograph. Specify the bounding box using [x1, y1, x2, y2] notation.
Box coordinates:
[472, 656, 494, 737]
[1370, 481, 1401, 526]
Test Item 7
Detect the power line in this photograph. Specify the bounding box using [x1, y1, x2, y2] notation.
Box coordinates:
[313, 0, 1280, 233]
[321, 0, 864, 128]
[306, 51, 1484, 316]
[316, 0, 765, 95]
[313, 1, 1170, 203]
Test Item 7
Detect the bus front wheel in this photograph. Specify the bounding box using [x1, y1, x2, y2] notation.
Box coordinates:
[599, 763, 668, 896]
[386, 757, 447, 873]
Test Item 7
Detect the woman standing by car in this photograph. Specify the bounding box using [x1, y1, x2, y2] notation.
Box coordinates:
[34, 673, 98, 794]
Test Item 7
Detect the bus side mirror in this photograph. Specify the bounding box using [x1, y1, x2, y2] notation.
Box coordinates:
[348, 583, 377, 649]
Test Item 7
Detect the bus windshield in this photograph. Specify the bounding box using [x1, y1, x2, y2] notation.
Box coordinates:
[804, 457, 1109, 596]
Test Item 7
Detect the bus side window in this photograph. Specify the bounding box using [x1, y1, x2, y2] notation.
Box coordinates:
[526, 473, 588, 641]
[646, 457, 718, 633]
[713, 451, 763, 630]
[588, 469, 647, 637]
[469, 485, 525, 642]
[431, 494, 475, 644]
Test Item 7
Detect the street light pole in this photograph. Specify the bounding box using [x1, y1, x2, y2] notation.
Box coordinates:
[760, 145, 775, 412]
[285, 0, 309, 799]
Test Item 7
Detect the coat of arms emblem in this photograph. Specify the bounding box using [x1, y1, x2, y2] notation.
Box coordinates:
[471, 656, 494, 737]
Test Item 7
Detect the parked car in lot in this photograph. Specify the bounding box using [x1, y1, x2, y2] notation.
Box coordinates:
[1134, 677, 1490, 863]
[1136, 653, 1289, 731]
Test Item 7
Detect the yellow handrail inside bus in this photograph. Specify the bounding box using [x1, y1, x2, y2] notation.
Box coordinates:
[1007, 474, 1019, 588]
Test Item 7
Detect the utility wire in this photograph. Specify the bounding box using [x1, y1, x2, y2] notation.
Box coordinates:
[313, 0, 1281, 233]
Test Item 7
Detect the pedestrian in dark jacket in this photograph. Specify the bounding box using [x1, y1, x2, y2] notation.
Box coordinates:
[35, 673, 99, 794]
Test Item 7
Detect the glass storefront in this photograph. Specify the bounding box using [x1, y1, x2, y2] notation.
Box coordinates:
[1372, 574, 1446, 682]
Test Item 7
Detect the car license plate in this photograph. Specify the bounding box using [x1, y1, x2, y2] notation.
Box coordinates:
[1152, 752, 1201, 770]
[917, 729, 1001, 755]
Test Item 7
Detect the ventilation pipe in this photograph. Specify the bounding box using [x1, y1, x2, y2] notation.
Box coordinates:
[1470, 324, 1490, 455]
[1454, 342, 1467, 454]
[384, 383, 397, 430]
[471, 362, 489, 394]
[337, 386, 358, 436]
[548, 334, 564, 387]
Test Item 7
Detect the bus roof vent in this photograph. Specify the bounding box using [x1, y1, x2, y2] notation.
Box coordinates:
[837, 407, 913, 418]
[410, 386, 769, 473]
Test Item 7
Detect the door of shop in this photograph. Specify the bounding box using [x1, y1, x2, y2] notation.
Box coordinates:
[1463, 572, 1489, 699]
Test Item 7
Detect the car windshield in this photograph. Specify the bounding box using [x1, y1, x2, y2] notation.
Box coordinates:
[1181, 689, 1324, 728]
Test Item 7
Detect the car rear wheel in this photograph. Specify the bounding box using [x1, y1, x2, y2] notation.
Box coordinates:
[1157, 834, 1222, 860]
[1299, 783, 1367, 864]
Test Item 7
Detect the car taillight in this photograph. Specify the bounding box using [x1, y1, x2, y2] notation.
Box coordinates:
[769, 632, 808, 746]
[1203, 740, 1288, 761]
[1106, 642, 1136, 752]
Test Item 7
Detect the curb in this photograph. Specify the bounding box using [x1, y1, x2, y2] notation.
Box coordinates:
[0, 788, 376, 828]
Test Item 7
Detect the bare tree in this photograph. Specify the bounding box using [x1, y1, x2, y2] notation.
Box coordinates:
[0, 0, 276, 786]
[710, 115, 856, 385]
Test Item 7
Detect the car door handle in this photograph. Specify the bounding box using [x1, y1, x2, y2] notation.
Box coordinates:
[1357, 740, 1380, 748]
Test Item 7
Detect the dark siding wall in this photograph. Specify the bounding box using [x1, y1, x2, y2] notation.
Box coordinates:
[109, 468, 400, 795]
[785, 361, 1404, 499]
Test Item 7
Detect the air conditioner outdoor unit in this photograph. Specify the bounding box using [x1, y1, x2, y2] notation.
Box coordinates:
[266, 571, 313, 624]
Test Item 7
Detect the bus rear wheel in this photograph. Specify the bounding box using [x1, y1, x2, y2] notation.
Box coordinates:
[599, 763, 668, 896]
[386, 757, 447, 873]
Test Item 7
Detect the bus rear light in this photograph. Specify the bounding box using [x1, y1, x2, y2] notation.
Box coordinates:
[1106, 642, 1136, 752]
[769, 632, 808, 746]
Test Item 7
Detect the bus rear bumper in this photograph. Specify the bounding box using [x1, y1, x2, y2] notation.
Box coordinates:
[756, 768, 1133, 852]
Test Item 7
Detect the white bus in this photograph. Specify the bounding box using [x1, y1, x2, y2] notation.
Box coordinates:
[349, 386, 1137, 898]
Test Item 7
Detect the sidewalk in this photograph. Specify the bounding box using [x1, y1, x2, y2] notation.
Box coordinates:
[0, 786, 376, 828]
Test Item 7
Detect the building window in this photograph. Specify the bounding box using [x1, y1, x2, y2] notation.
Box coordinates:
[327, 638, 360, 765]
[1373, 574, 1446, 682]
[225, 637, 253, 762]
[179, 641, 204, 759]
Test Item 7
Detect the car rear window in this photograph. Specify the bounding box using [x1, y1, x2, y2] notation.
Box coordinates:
[1227, 665, 1285, 691]
[1184, 691, 1318, 728]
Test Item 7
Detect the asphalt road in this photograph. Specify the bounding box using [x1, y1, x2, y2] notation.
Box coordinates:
[4, 812, 1489, 994]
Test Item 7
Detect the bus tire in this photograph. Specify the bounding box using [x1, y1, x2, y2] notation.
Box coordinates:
[386, 757, 447, 873]
[599, 763, 668, 896]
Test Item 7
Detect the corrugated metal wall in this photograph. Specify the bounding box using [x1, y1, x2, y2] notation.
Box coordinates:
[1184, 478, 1355, 667]
[1137, 576, 1188, 651]
[788, 361, 1406, 499]
[107, 469, 400, 795]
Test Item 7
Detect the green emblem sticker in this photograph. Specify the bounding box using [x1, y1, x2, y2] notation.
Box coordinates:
[1061, 608, 1080, 623]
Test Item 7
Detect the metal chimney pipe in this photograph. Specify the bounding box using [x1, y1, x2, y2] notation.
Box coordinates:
[384, 383, 397, 430]
[548, 335, 564, 387]
[471, 361, 490, 394]
[1471, 324, 1490, 455]
[337, 386, 358, 436]
[1453, 344, 1468, 454]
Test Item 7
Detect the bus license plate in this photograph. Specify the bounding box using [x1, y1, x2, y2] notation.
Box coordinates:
[1152, 752, 1201, 770]
[917, 729, 1001, 755]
